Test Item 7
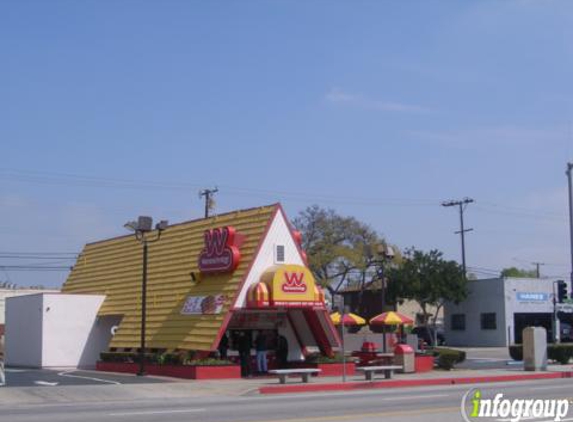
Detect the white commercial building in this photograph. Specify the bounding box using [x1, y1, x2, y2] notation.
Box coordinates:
[0, 287, 60, 325]
[444, 277, 570, 347]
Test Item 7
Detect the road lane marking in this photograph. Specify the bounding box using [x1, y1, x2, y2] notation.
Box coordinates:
[57, 370, 121, 385]
[109, 408, 206, 417]
[379, 393, 449, 401]
[34, 381, 59, 386]
[530, 385, 571, 391]
[256, 390, 453, 401]
[497, 418, 573, 422]
[229, 406, 460, 422]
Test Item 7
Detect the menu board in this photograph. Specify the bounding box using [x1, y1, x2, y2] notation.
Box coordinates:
[181, 294, 227, 315]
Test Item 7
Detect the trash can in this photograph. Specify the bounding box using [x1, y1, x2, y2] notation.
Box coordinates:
[523, 326, 547, 371]
[394, 344, 415, 373]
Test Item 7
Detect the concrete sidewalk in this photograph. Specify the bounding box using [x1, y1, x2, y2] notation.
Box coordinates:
[0, 365, 572, 405]
[260, 365, 573, 394]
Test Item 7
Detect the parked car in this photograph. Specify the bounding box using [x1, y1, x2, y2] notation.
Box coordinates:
[411, 326, 446, 346]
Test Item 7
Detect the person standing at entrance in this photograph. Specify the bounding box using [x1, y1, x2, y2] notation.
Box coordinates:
[237, 331, 252, 377]
[255, 331, 268, 374]
[218, 332, 229, 360]
[276, 334, 288, 368]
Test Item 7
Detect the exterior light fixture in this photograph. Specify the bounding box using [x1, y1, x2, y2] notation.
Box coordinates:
[124, 215, 168, 376]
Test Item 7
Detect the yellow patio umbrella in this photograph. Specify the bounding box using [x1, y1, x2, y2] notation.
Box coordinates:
[330, 311, 366, 326]
[369, 311, 414, 326]
[369, 311, 414, 353]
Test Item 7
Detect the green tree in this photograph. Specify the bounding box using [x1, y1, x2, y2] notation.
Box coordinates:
[292, 205, 388, 301]
[387, 248, 467, 345]
[500, 267, 537, 278]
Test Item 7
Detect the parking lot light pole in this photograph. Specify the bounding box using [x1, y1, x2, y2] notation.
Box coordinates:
[124, 217, 168, 376]
[566, 163, 573, 294]
[376, 245, 395, 353]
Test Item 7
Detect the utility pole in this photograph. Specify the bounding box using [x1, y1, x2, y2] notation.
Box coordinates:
[199, 187, 218, 219]
[567, 163, 573, 293]
[442, 197, 474, 279]
[531, 262, 545, 278]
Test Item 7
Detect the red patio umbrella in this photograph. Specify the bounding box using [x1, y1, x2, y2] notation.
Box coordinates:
[369, 311, 414, 353]
[369, 311, 414, 326]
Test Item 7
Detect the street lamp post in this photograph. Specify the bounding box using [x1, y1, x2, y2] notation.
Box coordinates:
[124, 216, 168, 376]
[375, 244, 395, 353]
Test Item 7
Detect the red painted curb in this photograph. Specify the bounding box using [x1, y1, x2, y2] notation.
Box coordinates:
[259, 371, 573, 395]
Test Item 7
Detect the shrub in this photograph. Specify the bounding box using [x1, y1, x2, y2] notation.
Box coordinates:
[306, 354, 351, 364]
[156, 352, 184, 365]
[99, 352, 157, 363]
[185, 358, 234, 366]
[548, 344, 573, 364]
[433, 347, 466, 364]
[431, 347, 465, 370]
[437, 352, 458, 370]
[508, 345, 523, 361]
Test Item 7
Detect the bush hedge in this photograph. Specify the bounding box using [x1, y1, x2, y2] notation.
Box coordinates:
[508, 344, 573, 364]
[431, 347, 466, 370]
[548, 344, 573, 364]
[508, 345, 523, 361]
[99, 351, 234, 366]
[185, 358, 234, 366]
[99, 352, 158, 363]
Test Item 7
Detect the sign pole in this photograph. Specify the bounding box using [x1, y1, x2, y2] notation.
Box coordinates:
[341, 308, 347, 383]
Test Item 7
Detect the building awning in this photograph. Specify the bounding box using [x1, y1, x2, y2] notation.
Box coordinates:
[247, 265, 325, 309]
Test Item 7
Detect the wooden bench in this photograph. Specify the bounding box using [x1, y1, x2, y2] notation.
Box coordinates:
[268, 368, 321, 384]
[356, 365, 402, 381]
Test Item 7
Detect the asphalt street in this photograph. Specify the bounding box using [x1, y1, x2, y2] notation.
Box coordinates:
[1, 379, 572, 422]
[2, 367, 167, 387]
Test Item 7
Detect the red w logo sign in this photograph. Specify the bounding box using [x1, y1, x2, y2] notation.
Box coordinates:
[203, 228, 229, 256]
[198, 226, 241, 274]
[281, 271, 307, 293]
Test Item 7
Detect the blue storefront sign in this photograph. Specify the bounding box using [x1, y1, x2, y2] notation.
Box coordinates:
[516, 292, 549, 302]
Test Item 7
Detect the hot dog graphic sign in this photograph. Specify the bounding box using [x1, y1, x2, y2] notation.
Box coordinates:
[198, 226, 241, 274]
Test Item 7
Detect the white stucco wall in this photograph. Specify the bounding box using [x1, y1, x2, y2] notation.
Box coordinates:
[444, 278, 507, 347]
[5, 293, 106, 368]
[41, 294, 106, 367]
[234, 208, 305, 308]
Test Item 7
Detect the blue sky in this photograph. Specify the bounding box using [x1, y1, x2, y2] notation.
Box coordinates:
[1, 1, 573, 288]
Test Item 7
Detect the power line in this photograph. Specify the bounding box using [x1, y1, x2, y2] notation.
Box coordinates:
[0, 168, 441, 207]
[0, 265, 72, 271]
[0, 251, 78, 255]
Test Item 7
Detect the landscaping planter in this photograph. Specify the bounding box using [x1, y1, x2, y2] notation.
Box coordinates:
[96, 361, 241, 379]
[414, 355, 434, 373]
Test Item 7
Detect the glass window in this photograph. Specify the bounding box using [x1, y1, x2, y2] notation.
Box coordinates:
[481, 313, 497, 330]
[451, 314, 466, 331]
[275, 245, 285, 263]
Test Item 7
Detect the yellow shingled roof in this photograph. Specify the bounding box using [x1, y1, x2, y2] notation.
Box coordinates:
[62, 204, 278, 351]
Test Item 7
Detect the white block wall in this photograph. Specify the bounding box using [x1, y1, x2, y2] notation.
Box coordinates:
[5, 293, 106, 368]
